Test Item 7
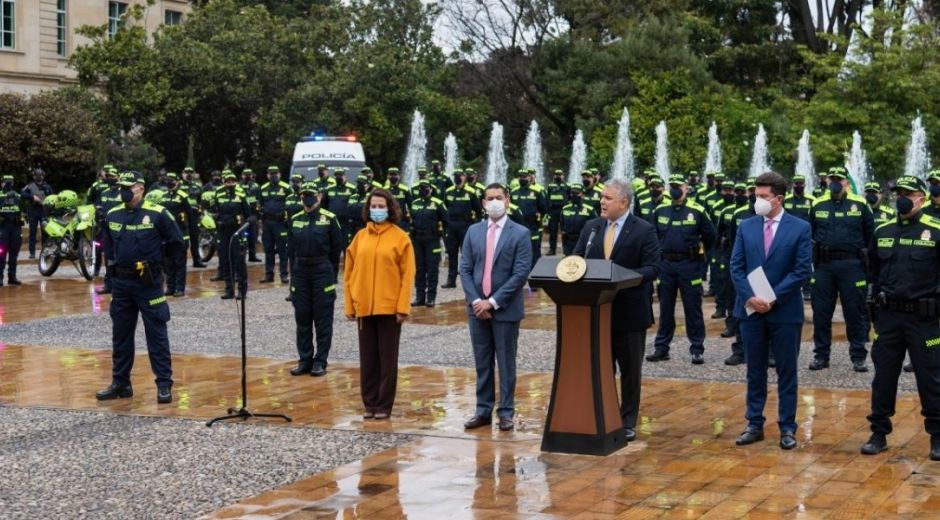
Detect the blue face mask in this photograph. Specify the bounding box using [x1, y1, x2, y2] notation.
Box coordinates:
[829, 180, 843, 194]
[370, 208, 388, 223]
[120, 188, 134, 202]
[669, 187, 683, 200]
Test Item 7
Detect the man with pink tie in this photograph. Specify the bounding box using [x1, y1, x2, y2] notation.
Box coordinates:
[459, 183, 533, 432]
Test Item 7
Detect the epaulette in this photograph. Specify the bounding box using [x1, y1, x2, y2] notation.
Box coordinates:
[846, 193, 867, 204]
[259, 182, 271, 189]
[430, 197, 445, 205]
[319, 208, 336, 219]
[921, 213, 940, 231]
[278, 181, 291, 189]
[141, 200, 166, 213]
[811, 194, 831, 208]
[291, 210, 305, 220]
[733, 205, 753, 217]
[685, 200, 707, 213]
[107, 205, 124, 215]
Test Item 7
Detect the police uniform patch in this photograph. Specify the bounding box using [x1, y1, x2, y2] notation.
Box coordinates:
[686, 213, 694, 221]
[850, 204, 857, 212]
[319, 215, 327, 223]
[922, 229, 931, 241]
[142, 215, 151, 225]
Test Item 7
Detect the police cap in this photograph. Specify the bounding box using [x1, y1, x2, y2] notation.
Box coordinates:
[222, 170, 237, 181]
[668, 174, 686, 186]
[827, 166, 848, 179]
[118, 171, 144, 187]
[792, 175, 806, 183]
[300, 182, 319, 194]
[864, 181, 881, 193]
[2, 174, 13, 181]
[267, 165, 280, 172]
[892, 175, 927, 193]
[648, 176, 665, 187]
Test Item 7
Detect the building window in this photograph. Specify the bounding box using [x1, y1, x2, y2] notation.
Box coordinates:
[56, 0, 66, 56]
[108, 1, 126, 39]
[164, 9, 181, 26]
[0, 0, 14, 49]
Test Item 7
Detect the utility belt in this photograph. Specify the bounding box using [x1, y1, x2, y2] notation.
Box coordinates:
[295, 255, 329, 266]
[882, 297, 939, 319]
[262, 212, 286, 222]
[814, 246, 861, 263]
[111, 262, 163, 284]
[662, 250, 702, 262]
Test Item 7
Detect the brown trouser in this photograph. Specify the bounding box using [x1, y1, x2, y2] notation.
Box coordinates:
[358, 315, 401, 414]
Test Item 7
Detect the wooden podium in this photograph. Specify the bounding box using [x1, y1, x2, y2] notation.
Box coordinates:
[528, 257, 643, 455]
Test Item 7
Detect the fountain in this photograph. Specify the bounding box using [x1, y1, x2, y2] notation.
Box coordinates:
[704, 122, 722, 174]
[845, 131, 869, 193]
[522, 121, 545, 184]
[795, 130, 816, 195]
[567, 130, 587, 184]
[443, 133, 458, 174]
[654, 121, 670, 179]
[402, 110, 426, 186]
[904, 115, 932, 180]
[609, 108, 635, 181]
[484, 122, 508, 186]
[748, 124, 771, 178]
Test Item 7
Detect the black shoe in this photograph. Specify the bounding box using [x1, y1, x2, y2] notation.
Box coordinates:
[904, 363, 914, 373]
[720, 328, 735, 338]
[931, 435, 940, 461]
[290, 363, 312, 376]
[411, 299, 425, 307]
[464, 415, 492, 429]
[248, 257, 263, 263]
[808, 358, 829, 371]
[8, 278, 21, 286]
[221, 291, 235, 300]
[259, 276, 274, 284]
[96, 383, 133, 400]
[173, 291, 184, 297]
[780, 433, 797, 450]
[853, 360, 869, 373]
[724, 354, 745, 366]
[29, 254, 36, 259]
[498, 416, 514, 431]
[624, 428, 637, 442]
[547, 250, 557, 256]
[441, 282, 456, 289]
[192, 262, 207, 268]
[310, 365, 326, 377]
[425, 298, 435, 307]
[281, 277, 289, 284]
[736, 428, 764, 446]
[711, 309, 727, 319]
[646, 351, 670, 362]
[96, 286, 112, 295]
[860, 433, 888, 455]
[285, 294, 293, 302]
[691, 353, 705, 365]
[157, 386, 172, 404]
[235, 292, 245, 300]
[210, 275, 223, 282]
[768, 357, 776, 368]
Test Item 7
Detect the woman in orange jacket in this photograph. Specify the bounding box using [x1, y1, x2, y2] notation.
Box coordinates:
[344, 189, 416, 419]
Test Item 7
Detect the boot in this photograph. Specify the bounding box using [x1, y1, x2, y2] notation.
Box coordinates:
[8, 277, 21, 286]
[221, 289, 235, 300]
[210, 274, 223, 282]
[425, 297, 436, 308]
[860, 433, 887, 455]
[711, 309, 726, 319]
[441, 280, 456, 289]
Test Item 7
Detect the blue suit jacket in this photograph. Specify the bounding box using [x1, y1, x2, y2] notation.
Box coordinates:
[459, 217, 532, 322]
[730, 212, 812, 324]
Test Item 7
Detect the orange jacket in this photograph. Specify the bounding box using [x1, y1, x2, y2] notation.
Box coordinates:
[344, 221, 416, 317]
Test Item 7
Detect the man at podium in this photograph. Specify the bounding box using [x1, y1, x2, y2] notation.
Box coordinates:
[574, 179, 661, 442]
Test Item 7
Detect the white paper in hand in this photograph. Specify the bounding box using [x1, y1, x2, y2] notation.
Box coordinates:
[746, 266, 777, 316]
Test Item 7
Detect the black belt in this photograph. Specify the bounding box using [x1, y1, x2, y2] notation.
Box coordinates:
[295, 256, 328, 266]
[114, 264, 163, 279]
[885, 298, 918, 313]
[663, 252, 693, 261]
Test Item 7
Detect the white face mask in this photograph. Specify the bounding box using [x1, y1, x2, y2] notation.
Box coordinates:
[754, 196, 775, 216]
[485, 199, 506, 219]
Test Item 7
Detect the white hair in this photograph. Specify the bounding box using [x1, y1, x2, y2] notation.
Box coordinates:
[604, 179, 633, 205]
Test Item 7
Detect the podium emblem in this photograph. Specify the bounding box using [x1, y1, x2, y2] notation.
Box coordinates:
[556, 255, 587, 283]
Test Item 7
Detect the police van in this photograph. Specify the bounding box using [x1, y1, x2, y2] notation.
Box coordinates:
[290, 134, 367, 182]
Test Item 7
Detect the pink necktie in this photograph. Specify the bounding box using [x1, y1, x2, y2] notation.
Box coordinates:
[482, 222, 497, 296]
[764, 220, 774, 257]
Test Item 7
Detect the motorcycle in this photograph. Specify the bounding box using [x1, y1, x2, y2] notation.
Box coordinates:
[39, 204, 97, 280]
[197, 212, 217, 262]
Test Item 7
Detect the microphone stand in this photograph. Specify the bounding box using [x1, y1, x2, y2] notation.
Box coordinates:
[207, 224, 292, 427]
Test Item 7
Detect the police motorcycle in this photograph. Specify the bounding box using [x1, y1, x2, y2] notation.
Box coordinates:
[38, 190, 97, 280]
[197, 189, 218, 262]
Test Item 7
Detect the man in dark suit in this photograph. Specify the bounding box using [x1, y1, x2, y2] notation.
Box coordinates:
[460, 183, 533, 432]
[574, 179, 661, 442]
[730, 172, 813, 450]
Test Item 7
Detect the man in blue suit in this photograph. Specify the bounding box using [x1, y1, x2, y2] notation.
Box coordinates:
[730, 172, 813, 450]
[460, 183, 533, 431]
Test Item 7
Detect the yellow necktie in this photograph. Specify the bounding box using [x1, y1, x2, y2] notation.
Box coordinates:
[604, 222, 616, 259]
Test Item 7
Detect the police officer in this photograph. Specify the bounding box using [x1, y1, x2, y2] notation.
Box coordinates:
[510, 169, 548, 273]
[385, 167, 412, 232]
[923, 170, 940, 217]
[647, 174, 716, 364]
[348, 177, 370, 239]
[240, 168, 262, 262]
[21, 169, 53, 259]
[545, 169, 569, 255]
[0, 174, 24, 286]
[865, 181, 896, 226]
[160, 173, 193, 297]
[410, 180, 448, 307]
[860, 175, 940, 459]
[180, 167, 206, 268]
[87, 166, 111, 207]
[282, 174, 305, 302]
[581, 170, 603, 214]
[559, 184, 596, 255]
[313, 164, 336, 195]
[258, 165, 291, 284]
[411, 167, 434, 198]
[809, 167, 875, 372]
[148, 171, 168, 193]
[216, 171, 253, 299]
[442, 169, 482, 288]
[720, 182, 755, 364]
[288, 182, 344, 377]
[466, 168, 486, 199]
[205, 170, 223, 192]
[96, 171, 183, 404]
[784, 175, 815, 223]
[430, 160, 453, 197]
[325, 168, 355, 242]
[635, 176, 670, 223]
[92, 168, 122, 284]
[360, 166, 383, 192]
[710, 179, 737, 319]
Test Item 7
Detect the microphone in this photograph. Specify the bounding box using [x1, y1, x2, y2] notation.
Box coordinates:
[584, 222, 602, 255]
[234, 215, 258, 235]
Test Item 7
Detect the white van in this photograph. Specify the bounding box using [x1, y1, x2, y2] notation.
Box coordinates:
[290, 135, 367, 182]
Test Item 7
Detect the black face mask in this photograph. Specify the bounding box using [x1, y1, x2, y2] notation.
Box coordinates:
[226, 185, 236, 194]
[748, 194, 757, 204]
[389, 176, 399, 185]
[302, 195, 318, 207]
[582, 180, 591, 188]
[829, 180, 844, 194]
[706, 179, 715, 189]
[212, 178, 221, 185]
[896, 196, 915, 215]
[292, 182, 302, 192]
[167, 182, 178, 190]
[722, 193, 735, 204]
[453, 175, 463, 185]
[735, 194, 748, 206]
[105, 178, 117, 186]
[2, 182, 12, 191]
[120, 188, 134, 203]
[553, 176, 563, 183]
[468, 175, 477, 183]
[432, 166, 441, 175]
[318, 171, 327, 179]
[418, 173, 428, 179]
[793, 185, 804, 196]
[930, 184, 940, 198]
[570, 194, 582, 204]
[419, 188, 431, 198]
[336, 176, 345, 185]
[357, 184, 368, 195]
[865, 193, 879, 205]
[669, 187, 683, 200]
[519, 179, 529, 188]
[650, 189, 664, 199]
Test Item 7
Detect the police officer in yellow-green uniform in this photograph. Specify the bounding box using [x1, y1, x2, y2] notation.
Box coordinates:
[348, 176, 370, 239]
[710, 179, 737, 320]
[325, 168, 355, 243]
[93, 168, 122, 286]
[282, 173, 305, 302]
[924, 170, 940, 218]
[410, 179, 448, 307]
[648, 173, 716, 364]
[717, 182, 752, 355]
[864, 181, 896, 226]
[180, 167, 206, 268]
[559, 183, 596, 255]
[288, 182, 344, 377]
[258, 165, 292, 284]
[784, 175, 815, 223]
[466, 168, 486, 199]
[160, 173, 194, 297]
[385, 167, 412, 232]
[442, 169, 482, 288]
[216, 171, 253, 299]
[430, 160, 453, 198]
[313, 164, 337, 195]
[510, 168, 548, 274]
[581, 171, 604, 214]
[96, 171, 183, 404]
[545, 169, 569, 255]
[860, 175, 940, 460]
[241, 168, 262, 262]
[635, 176, 670, 224]
[0, 174, 24, 285]
[809, 166, 875, 372]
